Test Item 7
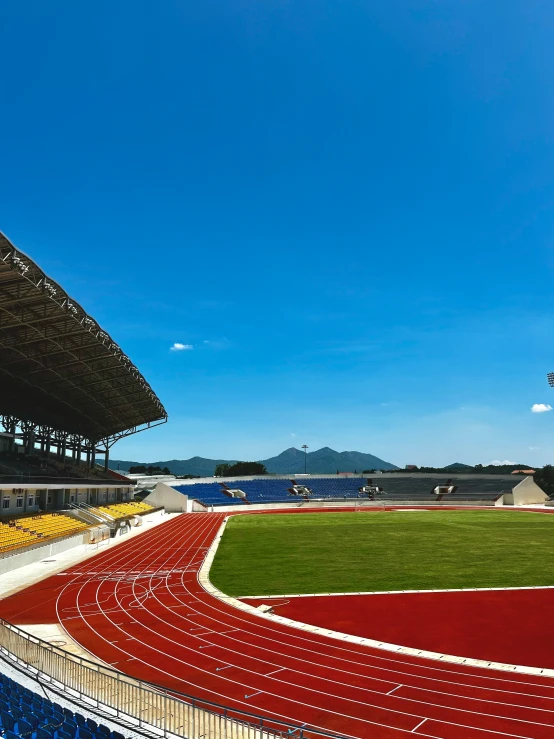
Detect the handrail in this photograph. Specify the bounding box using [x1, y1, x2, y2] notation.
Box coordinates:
[0, 617, 347, 739]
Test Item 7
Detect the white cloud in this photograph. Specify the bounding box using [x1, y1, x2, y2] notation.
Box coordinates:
[490, 460, 515, 465]
[170, 343, 193, 352]
[529, 446, 540, 450]
[291, 433, 296, 437]
[531, 403, 552, 413]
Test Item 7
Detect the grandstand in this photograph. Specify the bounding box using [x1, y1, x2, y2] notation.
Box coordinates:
[0, 513, 88, 553]
[0, 231, 166, 477]
[0, 231, 167, 520]
[171, 473, 547, 507]
[93, 501, 154, 520]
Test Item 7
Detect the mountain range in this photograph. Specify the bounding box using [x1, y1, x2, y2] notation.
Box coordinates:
[110, 447, 398, 476]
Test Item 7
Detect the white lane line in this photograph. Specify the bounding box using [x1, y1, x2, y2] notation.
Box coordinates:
[245, 690, 263, 699]
[57, 509, 554, 739]
[387, 684, 402, 695]
[265, 667, 286, 676]
[412, 718, 427, 733]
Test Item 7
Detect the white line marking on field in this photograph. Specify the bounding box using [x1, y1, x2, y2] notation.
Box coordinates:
[412, 718, 427, 732]
[239, 584, 554, 599]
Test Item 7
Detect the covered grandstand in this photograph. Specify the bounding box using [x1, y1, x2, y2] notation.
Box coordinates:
[0, 231, 167, 477]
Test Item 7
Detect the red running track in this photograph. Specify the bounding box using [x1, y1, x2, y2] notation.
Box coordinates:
[2, 510, 554, 738]
[241, 589, 554, 670]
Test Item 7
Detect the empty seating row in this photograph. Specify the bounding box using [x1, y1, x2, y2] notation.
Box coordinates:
[173, 483, 249, 507]
[0, 526, 36, 551]
[174, 476, 520, 505]
[94, 501, 154, 520]
[0, 514, 89, 553]
[0, 671, 128, 739]
[21, 515, 88, 538]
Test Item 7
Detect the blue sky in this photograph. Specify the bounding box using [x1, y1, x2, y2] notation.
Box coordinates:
[2, 1, 554, 467]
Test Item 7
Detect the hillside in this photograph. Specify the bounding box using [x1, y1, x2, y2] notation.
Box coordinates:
[110, 447, 398, 476]
[261, 447, 398, 474]
[110, 456, 239, 477]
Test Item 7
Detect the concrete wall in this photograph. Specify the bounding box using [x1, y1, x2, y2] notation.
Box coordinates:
[0, 531, 90, 576]
[512, 476, 548, 506]
[144, 482, 189, 513]
[197, 499, 499, 513]
[496, 493, 513, 506]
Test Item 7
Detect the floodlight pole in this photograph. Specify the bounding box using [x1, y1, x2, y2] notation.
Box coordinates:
[302, 444, 308, 474]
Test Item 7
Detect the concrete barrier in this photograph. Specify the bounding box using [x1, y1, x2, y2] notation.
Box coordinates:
[201, 499, 499, 513]
[0, 532, 90, 576]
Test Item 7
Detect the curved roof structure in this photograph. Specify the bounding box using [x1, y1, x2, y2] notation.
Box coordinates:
[0, 231, 167, 442]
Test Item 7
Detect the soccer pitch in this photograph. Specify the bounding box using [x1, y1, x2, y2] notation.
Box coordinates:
[209, 510, 554, 596]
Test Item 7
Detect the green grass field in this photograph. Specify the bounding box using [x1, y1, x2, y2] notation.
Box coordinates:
[209, 510, 554, 596]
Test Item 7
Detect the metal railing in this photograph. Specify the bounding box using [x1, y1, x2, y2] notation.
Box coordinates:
[0, 617, 347, 739]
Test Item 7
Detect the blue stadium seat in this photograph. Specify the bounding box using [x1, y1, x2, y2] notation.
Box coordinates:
[0, 670, 131, 739]
[85, 716, 98, 732]
[17, 717, 34, 736]
[177, 474, 517, 504]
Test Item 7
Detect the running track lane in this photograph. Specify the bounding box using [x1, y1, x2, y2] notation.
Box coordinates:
[3, 511, 554, 738]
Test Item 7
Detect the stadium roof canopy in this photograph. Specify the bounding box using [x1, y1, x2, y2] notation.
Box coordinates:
[0, 231, 167, 444]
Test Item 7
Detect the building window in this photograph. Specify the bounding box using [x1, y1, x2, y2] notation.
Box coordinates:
[16, 497, 23, 508]
[70, 494, 75, 503]
[28, 496, 34, 507]
[2, 498, 10, 509]
[47, 493, 53, 505]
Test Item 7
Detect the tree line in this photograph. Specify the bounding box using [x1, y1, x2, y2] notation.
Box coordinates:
[214, 461, 267, 476]
[128, 465, 172, 475]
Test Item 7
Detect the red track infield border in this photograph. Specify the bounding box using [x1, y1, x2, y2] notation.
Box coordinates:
[1, 506, 554, 738]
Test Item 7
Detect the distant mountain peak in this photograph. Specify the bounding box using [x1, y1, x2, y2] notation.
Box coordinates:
[110, 446, 398, 476]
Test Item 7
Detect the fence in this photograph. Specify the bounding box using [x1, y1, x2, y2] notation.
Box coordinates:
[0, 617, 347, 739]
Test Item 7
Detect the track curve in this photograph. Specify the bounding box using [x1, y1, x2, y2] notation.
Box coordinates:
[8, 509, 554, 738]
